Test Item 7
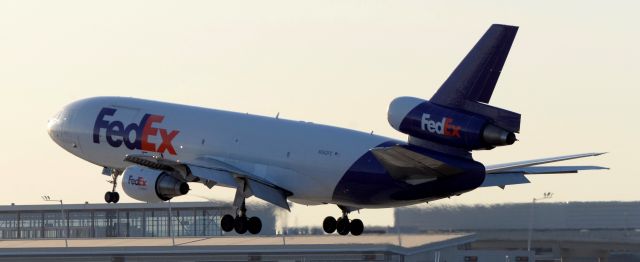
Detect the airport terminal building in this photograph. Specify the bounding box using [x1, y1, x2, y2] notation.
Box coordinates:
[0, 201, 537, 262]
[0, 201, 528, 262]
[0, 201, 638, 261]
[396, 201, 640, 232]
[396, 201, 640, 262]
[0, 201, 276, 239]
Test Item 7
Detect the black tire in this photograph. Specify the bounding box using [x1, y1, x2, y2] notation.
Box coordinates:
[112, 192, 120, 203]
[104, 192, 113, 203]
[234, 216, 248, 234]
[350, 219, 364, 236]
[322, 216, 337, 234]
[336, 217, 350, 236]
[248, 217, 262, 235]
[221, 214, 235, 232]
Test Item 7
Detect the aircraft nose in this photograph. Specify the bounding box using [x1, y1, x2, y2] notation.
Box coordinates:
[47, 111, 64, 144]
[48, 105, 82, 152]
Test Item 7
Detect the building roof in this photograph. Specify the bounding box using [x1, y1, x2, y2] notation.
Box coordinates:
[396, 201, 640, 230]
[0, 201, 234, 212]
[0, 234, 475, 256]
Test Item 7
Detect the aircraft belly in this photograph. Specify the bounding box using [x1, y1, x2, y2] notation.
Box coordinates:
[331, 143, 486, 208]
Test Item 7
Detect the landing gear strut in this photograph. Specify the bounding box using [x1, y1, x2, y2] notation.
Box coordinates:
[221, 199, 262, 235]
[322, 206, 364, 236]
[104, 168, 121, 203]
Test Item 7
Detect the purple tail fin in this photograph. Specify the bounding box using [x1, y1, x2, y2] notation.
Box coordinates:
[430, 24, 521, 133]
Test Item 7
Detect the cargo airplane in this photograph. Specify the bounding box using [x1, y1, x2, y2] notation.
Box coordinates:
[48, 24, 606, 236]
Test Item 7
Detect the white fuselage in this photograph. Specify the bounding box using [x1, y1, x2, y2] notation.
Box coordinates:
[48, 97, 400, 206]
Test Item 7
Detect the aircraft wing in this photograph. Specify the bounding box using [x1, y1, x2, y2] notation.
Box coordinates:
[124, 154, 292, 210]
[480, 153, 608, 188]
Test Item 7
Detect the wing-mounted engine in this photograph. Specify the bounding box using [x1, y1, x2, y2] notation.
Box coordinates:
[121, 165, 189, 202]
[388, 97, 516, 150]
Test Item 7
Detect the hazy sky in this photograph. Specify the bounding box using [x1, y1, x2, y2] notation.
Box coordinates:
[0, 1, 637, 227]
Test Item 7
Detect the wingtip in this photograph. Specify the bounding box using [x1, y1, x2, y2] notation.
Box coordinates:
[579, 152, 608, 157]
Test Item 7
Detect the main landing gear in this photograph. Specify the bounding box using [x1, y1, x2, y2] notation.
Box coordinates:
[322, 206, 364, 236]
[220, 199, 262, 235]
[104, 168, 121, 203]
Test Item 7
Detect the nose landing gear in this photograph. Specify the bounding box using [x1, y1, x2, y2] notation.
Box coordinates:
[103, 167, 121, 203]
[104, 191, 120, 203]
[322, 206, 364, 236]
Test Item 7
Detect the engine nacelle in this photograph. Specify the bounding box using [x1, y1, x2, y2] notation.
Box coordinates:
[388, 96, 516, 150]
[121, 165, 189, 203]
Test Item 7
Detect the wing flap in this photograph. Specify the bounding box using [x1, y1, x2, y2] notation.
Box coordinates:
[247, 179, 290, 211]
[188, 165, 236, 188]
[188, 158, 292, 210]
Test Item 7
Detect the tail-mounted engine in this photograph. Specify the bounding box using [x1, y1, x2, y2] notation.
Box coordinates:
[388, 97, 516, 150]
[122, 165, 189, 202]
[387, 25, 522, 151]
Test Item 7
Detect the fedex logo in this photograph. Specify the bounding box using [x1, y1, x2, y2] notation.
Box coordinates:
[421, 113, 461, 138]
[128, 175, 148, 187]
[93, 107, 180, 155]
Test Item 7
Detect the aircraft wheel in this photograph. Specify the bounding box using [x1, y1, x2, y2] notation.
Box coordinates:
[104, 192, 111, 203]
[336, 217, 350, 236]
[234, 216, 248, 234]
[112, 192, 120, 203]
[104, 192, 113, 203]
[221, 214, 235, 232]
[350, 219, 364, 236]
[248, 217, 262, 235]
[323, 216, 337, 234]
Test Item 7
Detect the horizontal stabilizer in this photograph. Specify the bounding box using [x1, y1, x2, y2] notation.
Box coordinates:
[499, 165, 608, 174]
[481, 153, 608, 188]
[480, 165, 607, 189]
[486, 152, 607, 173]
